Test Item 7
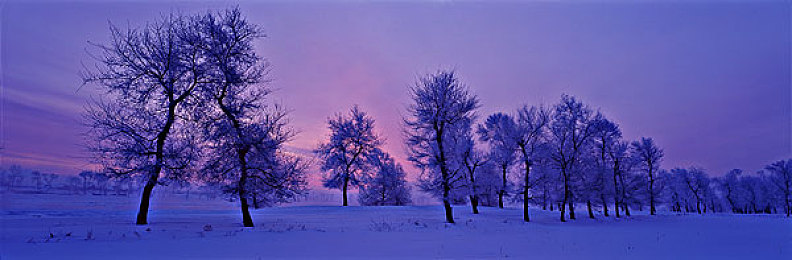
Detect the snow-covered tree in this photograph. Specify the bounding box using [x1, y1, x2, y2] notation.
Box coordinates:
[716, 169, 744, 213]
[577, 151, 603, 219]
[548, 95, 598, 222]
[631, 137, 664, 215]
[620, 165, 648, 215]
[590, 115, 621, 217]
[671, 167, 710, 214]
[405, 70, 479, 223]
[660, 169, 684, 212]
[358, 152, 412, 206]
[607, 142, 639, 216]
[737, 174, 763, 213]
[315, 105, 384, 206]
[472, 161, 503, 207]
[450, 118, 487, 213]
[477, 113, 517, 209]
[526, 159, 561, 211]
[512, 106, 550, 221]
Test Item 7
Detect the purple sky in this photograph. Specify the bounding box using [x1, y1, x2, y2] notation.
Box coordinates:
[1, 1, 790, 179]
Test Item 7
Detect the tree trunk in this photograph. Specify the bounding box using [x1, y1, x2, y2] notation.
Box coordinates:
[468, 165, 479, 214]
[696, 199, 702, 214]
[218, 93, 256, 227]
[648, 164, 656, 215]
[587, 200, 594, 219]
[542, 190, 548, 210]
[560, 196, 567, 222]
[136, 178, 156, 225]
[617, 166, 628, 218]
[382, 185, 387, 206]
[560, 168, 568, 222]
[238, 150, 254, 227]
[499, 165, 507, 209]
[598, 141, 608, 217]
[442, 175, 454, 223]
[523, 160, 531, 222]
[136, 103, 176, 225]
[568, 190, 576, 220]
[436, 128, 454, 224]
[239, 194, 254, 227]
[470, 195, 479, 214]
[443, 199, 454, 223]
[342, 175, 349, 206]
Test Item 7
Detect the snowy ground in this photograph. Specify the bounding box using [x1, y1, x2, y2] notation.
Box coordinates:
[1, 193, 790, 259]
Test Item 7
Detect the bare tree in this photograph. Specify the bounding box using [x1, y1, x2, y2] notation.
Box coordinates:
[83, 12, 210, 225]
[405, 70, 479, 223]
[189, 8, 308, 227]
[245, 152, 309, 210]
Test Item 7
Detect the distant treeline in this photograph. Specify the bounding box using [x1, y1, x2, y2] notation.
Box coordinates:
[0, 165, 221, 199]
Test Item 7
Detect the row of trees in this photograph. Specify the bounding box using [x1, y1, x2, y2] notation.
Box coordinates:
[667, 164, 792, 215]
[398, 70, 792, 223]
[0, 166, 267, 201]
[0, 165, 60, 193]
[83, 7, 790, 227]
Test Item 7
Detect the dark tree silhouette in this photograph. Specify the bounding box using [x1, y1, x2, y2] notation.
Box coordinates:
[83, 13, 210, 225]
[193, 8, 308, 227]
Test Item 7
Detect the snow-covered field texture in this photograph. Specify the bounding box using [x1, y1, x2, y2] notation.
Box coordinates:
[1, 192, 790, 259]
